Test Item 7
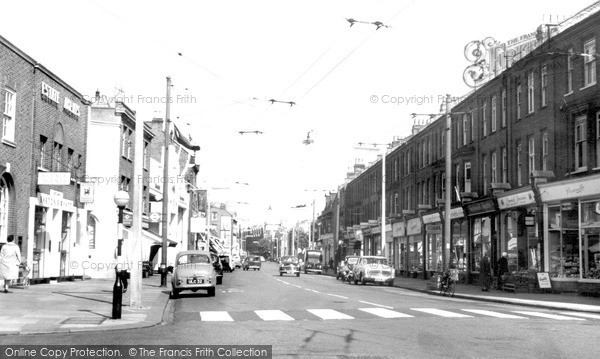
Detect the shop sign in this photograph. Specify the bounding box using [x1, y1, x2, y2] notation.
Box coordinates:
[539, 175, 600, 202]
[38, 192, 73, 210]
[466, 199, 496, 216]
[41, 81, 60, 104]
[38, 172, 71, 185]
[595, 202, 600, 215]
[355, 230, 363, 242]
[537, 272, 552, 289]
[525, 215, 535, 226]
[497, 190, 536, 209]
[392, 221, 405, 237]
[422, 212, 441, 224]
[123, 213, 132, 227]
[371, 226, 381, 234]
[149, 212, 162, 223]
[406, 218, 422, 235]
[362, 227, 371, 236]
[443, 207, 465, 219]
[426, 224, 442, 234]
[79, 182, 94, 203]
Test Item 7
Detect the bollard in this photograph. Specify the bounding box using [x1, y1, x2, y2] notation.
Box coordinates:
[112, 271, 122, 319]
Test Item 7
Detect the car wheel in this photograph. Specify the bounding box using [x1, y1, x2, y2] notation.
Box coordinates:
[280, 272, 283, 276]
[217, 276, 222, 285]
[171, 289, 180, 299]
[361, 274, 366, 285]
[388, 280, 394, 287]
[207, 287, 215, 297]
[296, 273, 300, 277]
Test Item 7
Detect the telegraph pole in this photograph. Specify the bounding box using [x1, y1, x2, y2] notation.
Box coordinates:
[160, 76, 171, 287]
[130, 94, 144, 306]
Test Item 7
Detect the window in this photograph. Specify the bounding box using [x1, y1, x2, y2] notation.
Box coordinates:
[567, 49, 573, 93]
[464, 162, 471, 193]
[52, 142, 63, 171]
[121, 126, 133, 159]
[39, 135, 48, 169]
[541, 65, 547, 107]
[491, 95, 497, 132]
[527, 71, 535, 114]
[0, 177, 8, 241]
[528, 137, 535, 183]
[441, 130, 445, 158]
[583, 38, 596, 87]
[575, 116, 587, 171]
[67, 148, 74, 172]
[394, 192, 399, 214]
[517, 83, 522, 119]
[491, 151, 497, 184]
[501, 146, 507, 183]
[501, 89, 507, 128]
[144, 140, 150, 170]
[517, 141, 523, 186]
[482, 100, 487, 136]
[462, 114, 468, 145]
[3, 89, 16, 143]
[441, 173, 446, 198]
[470, 111, 475, 142]
[543, 132, 549, 171]
[482, 154, 488, 194]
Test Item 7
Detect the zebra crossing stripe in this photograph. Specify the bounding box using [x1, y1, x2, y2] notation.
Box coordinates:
[200, 311, 234, 321]
[307, 309, 354, 320]
[559, 312, 600, 320]
[359, 308, 413, 318]
[461, 309, 528, 319]
[411, 308, 473, 318]
[254, 310, 294, 321]
[512, 311, 585, 321]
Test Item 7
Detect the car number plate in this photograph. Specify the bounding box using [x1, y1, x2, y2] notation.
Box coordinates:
[187, 278, 203, 284]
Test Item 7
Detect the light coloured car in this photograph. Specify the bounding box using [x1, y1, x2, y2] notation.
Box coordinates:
[279, 255, 300, 277]
[352, 256, 395, 286]
[243, 256, 262, 270]
[171, 250, 217, 298]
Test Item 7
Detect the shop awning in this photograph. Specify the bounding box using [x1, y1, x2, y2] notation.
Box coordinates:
[142, 229, 178, 247]
[209, 235, 224, 254]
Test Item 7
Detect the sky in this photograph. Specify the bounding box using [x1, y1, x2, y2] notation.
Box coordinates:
[2, 0, 595, 227]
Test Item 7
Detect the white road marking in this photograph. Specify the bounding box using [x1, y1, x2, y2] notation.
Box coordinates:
[280, 281, 290, 285]
[411, 308, 473, 318]
[358, 300, 393, 309]
[559, 312, 600, 320]
[200, 311, 234, 321]
[292, 285, 303, 289]
[311, 289, 320, 293]
[512, 311, 585, 321]
[461, 309, 528, 319]
[326, 293, 348, 299]
[359, 308, 413, 318]
[254, 310, 294, 321]
[307, 309, 354, 320]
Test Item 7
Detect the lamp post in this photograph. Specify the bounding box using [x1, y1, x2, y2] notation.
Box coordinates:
[113, 190, 130, 320]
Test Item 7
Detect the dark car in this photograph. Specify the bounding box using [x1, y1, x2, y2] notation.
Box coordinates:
[243, 256, 262, 271]
[211, 253, 223, 285]
[220, 254, 234, 272]
[279, 256, 300, 277]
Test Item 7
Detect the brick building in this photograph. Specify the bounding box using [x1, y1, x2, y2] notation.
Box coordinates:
[335, 2, 600, 291]
[0, 34, 90, 280]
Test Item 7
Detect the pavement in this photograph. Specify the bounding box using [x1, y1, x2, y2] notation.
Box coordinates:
[1, 269, 599, 336]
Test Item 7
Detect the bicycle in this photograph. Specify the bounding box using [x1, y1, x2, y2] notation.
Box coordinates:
[439, 269, 458, 297]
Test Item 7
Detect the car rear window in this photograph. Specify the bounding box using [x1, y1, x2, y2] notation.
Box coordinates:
[282, 257, 298, 264]
[347, 258, 359, 265]
[177, 254, 210, 265]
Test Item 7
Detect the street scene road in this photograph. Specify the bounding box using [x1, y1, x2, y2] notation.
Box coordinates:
[1, 263, 598, 358]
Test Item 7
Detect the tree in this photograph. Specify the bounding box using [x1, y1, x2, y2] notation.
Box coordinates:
[257, 238, 272, 259]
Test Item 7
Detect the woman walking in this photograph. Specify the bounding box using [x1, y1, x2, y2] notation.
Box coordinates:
[0, 235, 22, 293]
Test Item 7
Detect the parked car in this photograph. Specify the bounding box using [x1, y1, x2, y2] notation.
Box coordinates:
[279, 256, 300, 277]
[243, 256, 262, 270]
[211, 253, 223, 285]
[337, 255, 360, 282]
[351, 256, 395, 286]
[171, 250, 217, 298]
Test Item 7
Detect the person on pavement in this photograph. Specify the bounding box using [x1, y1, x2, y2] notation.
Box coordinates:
[479, 253, 492, 291]
[496, 252, 509, 290]
[0, 235, 22, 293]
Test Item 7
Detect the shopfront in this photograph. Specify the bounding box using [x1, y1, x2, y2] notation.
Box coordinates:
[422, 211, 442, 274]
[465, 199, 498, 282]
[406, 217, 424, 278]
[445, 207, 469, 281]
[497, 188, 540, 274]
[392, 221, 405, 273]
[539, 174, 600, 293]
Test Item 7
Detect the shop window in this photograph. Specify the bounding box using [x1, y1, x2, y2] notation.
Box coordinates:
[451, 221, 468, 271]
[426, 225, 442, 272]
[472, 217, 491, 272]
[548, 204, 580, 278]
[580, 201, 600, 279]
[408, 235, 423, 272]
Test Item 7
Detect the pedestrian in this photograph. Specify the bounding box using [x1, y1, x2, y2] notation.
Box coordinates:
[0, 235, 22, 293]
[496, 252, 509, 290]
[114, 240, 130, 293]
[479, 253, 492, 291]
[329, 258, 334, 274]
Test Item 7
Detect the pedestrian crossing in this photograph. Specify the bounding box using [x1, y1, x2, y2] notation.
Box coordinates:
[187, 307, 600, 323]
